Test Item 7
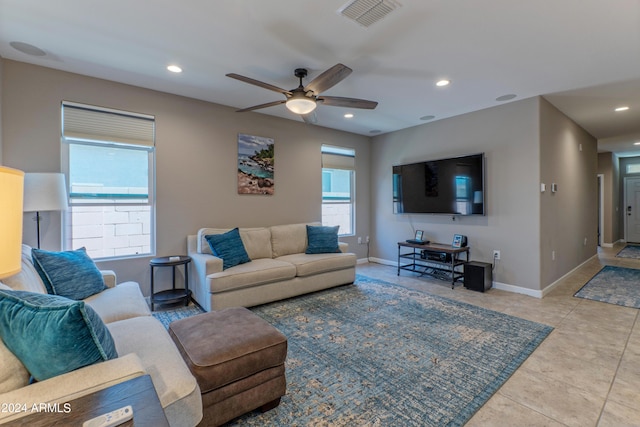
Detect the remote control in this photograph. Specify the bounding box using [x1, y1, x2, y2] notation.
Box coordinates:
[82, 405, 133, 427]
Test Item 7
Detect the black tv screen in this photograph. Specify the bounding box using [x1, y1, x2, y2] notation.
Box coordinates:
[393, 153, 485, 215]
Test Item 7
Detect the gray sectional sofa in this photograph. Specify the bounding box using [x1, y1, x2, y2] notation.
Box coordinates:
[188, 222, 357, 311]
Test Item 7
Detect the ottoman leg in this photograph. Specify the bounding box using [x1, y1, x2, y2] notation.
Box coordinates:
[260, 397, 281, 412]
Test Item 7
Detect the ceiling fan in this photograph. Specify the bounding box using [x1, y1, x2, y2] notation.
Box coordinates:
[226, 63, 378, 124]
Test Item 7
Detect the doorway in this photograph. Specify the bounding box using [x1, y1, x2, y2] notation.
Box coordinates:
[624, 176, 640, 243]
[598, 174, 603, 247]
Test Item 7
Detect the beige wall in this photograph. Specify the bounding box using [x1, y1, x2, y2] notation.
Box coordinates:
[370, 97, 542, 292]
[539, 98, 598, 287]
[1, 60, 371, 295]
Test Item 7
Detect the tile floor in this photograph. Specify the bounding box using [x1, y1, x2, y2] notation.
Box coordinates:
[356, 243, 640, 427]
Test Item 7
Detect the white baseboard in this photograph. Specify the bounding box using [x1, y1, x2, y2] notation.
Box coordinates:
[539, 254, 598, 297]
[491, 281, 542, 298]
[367, 257, 542, 297]
[357, 258, 370, 264]
[366, 256, 595, 299]
[601, 239, 624, 248]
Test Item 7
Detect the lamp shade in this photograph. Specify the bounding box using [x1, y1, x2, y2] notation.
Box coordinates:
[23, 173, 68, 212]
[0, 166, 25, 279]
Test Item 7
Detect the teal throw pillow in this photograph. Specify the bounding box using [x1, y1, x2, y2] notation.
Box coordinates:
[32, 247, 106, 300]
[205, 228, 251, 270]
[0, 290, 118, 381]
[306, 225, 341, 254]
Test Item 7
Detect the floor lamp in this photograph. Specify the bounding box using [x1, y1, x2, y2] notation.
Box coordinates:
[22, 173, 68, 249]
[0, 166, 25, 279]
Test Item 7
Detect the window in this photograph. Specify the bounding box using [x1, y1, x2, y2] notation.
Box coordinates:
[627, 164, 640, 174]
[321, 145, 355, 236]
[61, 102, 155, 259]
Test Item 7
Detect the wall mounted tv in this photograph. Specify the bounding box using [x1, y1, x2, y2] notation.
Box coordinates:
[393, 153, 485, 215]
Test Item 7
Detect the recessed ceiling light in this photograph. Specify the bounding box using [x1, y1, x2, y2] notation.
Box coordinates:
[10, 41, 46, 56]
[615, 106, 630, 112]
[436, 79, 450, 87]
[167, 65, 183, 73]
[496, 94, 517, 102]
[344, 113, 354, 118]
[420, 115, 436, 121]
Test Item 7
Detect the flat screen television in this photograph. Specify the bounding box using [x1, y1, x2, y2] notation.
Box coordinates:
[393, 153, 485, 215]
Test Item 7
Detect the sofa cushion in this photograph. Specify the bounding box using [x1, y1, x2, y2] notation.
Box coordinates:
[0, 336, 30, 394]
[107, 316, 202, 427]
[207, 258, 296, 293]
[84, 281, 151, 324]
[270, 222, 321, 258]
[32, 247, 106, 300]
[0, 245, 47, 294]
[0, 290, 118, 381]
[276, 252, 357, 277]
[197, 227, 272, 258]
[205, 228, 251, 270]
[238, 228, 273, 260]
[306, 225, 341, 254]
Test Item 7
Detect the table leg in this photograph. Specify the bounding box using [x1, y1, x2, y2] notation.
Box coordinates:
[397, 245, 400, 276]
[184, 263, 189, 306]
[150, 266, 155, 311]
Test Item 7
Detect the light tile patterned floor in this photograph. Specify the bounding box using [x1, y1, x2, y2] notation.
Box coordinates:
[356, 243, 640, 426]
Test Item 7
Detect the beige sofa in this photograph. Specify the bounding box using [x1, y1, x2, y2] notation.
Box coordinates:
[188, 223, 357, 311]
[0, 245, 202, 426]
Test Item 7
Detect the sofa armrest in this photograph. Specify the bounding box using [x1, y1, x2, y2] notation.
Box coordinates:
[101, 270, 117, 288]
[189, 252, 223, 276]
[338, 242, 349, 253]
[0, 353, 146, 423]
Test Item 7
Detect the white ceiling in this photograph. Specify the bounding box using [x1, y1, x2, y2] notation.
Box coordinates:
[1, 0, 640, 155]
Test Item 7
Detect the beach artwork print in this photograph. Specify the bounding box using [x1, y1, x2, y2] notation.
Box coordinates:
[238, 133, 274, 195]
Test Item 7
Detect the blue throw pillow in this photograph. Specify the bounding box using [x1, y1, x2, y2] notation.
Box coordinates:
[205, 228, 251, 270]
[306, 225, 341, 254]
[0, 290, 118, 381]
[32, 247, 106, 300]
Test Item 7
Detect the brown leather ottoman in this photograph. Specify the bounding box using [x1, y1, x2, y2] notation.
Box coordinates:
[168, 307, 287, 427]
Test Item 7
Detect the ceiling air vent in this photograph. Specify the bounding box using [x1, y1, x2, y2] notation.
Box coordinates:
[338, 0, 402, 28]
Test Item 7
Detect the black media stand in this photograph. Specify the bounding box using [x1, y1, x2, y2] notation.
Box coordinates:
[397, 241, 469, 289]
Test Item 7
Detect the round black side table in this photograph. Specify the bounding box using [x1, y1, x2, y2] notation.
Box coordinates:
[150, 255, 192, 311]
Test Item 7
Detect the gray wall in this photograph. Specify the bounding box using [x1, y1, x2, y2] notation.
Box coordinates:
[539, 98, 598, 287]
[370, 97, 542, 292]
[1, 60, 371, 295]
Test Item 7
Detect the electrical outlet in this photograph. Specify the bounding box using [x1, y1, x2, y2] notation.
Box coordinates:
[366, 236, 370, 243]
[552, 250, 556, 261]
[584, 237, 587, 246]
[358, 237, 362, 244]
[493, 250, 500, 260]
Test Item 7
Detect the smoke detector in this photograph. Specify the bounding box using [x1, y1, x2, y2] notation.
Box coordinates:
[338, 0, 402, 28]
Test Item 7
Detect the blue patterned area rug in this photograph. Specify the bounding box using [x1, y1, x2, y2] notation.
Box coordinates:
[615, 244, 640, 259]
[221, 275, 553, 427]
[575, 265, 640, 308]
[152, 304, 204, 328]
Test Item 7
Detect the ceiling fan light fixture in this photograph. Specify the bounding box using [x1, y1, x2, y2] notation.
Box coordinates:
[286, 94, 317, 115]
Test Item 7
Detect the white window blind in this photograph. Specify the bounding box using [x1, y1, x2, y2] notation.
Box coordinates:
[62, 101, 155, 147]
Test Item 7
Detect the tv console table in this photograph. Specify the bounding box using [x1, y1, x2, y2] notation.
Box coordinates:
[397, 241, 469, 288]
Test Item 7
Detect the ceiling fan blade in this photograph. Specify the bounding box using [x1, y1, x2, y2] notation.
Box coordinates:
[304, 64, 353, 95]
[236, 100, 286, 112]
[301, 111, 318, 124]
[226, 73, 292, 96]
[318, 96, 378, 109]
